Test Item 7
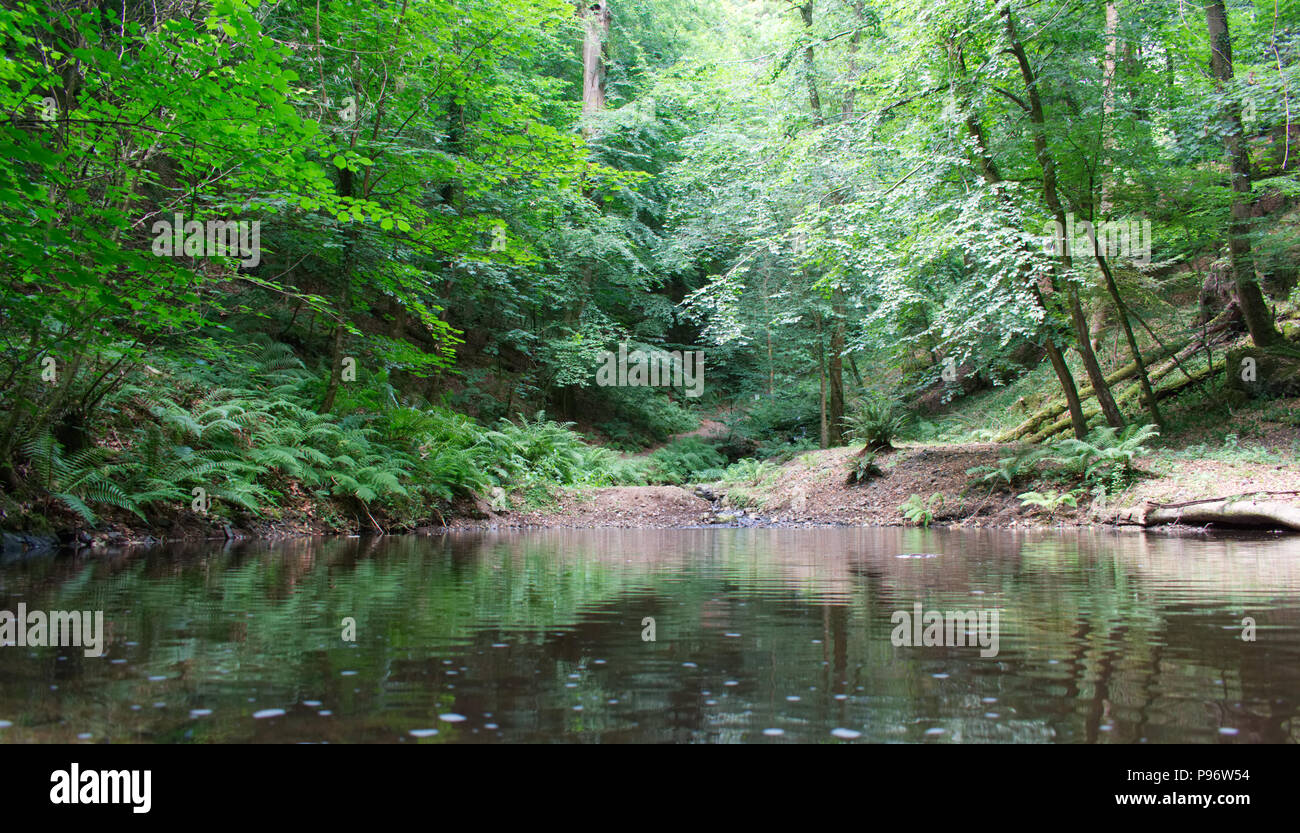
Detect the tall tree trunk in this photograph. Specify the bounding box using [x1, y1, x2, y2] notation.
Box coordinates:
[1095, 3, 1164, 427]
[841, 0, 865, 119]
[1095, 254, 1163, 427]
[581, 1, 610, 121]
[1100, 1, 1119, 216]
[1205, 0, 1283, 347]
[795, 0, 840, 441]
[321, 167, 355, 414]
[828, 290, 846, 445]
[1003, 4, 1125, 430]
[571, 0, 610, 393]
[951, 42, 1088, 438]
[762, 269, 775, 396]
[817, 315, 828, 449]
[797, 2, 825, 125]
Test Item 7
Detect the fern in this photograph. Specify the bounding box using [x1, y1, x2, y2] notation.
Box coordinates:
[899, 492, 944, 527]
[21, 431, 143, 523]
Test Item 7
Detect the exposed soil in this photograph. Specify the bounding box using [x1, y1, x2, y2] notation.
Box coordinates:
[450, 485, 713, 529]
[459, 442, 1300, 532]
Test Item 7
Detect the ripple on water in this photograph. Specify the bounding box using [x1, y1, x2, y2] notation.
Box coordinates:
[252, 709, 286, 719]
[831, 728, 861, 739]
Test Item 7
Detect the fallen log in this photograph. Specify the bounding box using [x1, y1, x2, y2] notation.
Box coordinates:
[1144, 498, 1300, 532]
[1031, 361, 1217, 443]
[997, 310, 1241, 443]
[998, 342, 1184, 441]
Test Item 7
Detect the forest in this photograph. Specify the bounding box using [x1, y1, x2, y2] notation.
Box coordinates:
[1, 0, 1298, 541]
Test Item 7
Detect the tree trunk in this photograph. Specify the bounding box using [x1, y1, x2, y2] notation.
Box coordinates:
[797, 2, 824, 125]
[1095, 254, 1163, 427]
[1003, 4, 1125, 430]
[828, 290, 846, 445]
[951, 42, 1088, 438]
[321, 166, 355, 414]
[1100, 1, 1118, 216]
[581, 1, 611, 120]
[818, 315, 828, 449]
[1204, 0, 1283, 347]
[841, 0, 865, 119]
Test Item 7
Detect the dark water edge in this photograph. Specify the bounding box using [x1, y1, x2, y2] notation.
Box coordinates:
[1, 526, 1298, 743]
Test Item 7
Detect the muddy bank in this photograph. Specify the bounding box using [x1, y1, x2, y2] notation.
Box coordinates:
[457, 443, 1300, 533]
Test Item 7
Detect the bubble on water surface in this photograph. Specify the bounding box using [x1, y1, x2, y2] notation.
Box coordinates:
[409, 729, 438, 737]
[439, 713, 466, 722]
[253, 709, 286, 719]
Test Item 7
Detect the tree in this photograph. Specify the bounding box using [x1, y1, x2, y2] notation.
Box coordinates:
[1204, 0, 1284, 348]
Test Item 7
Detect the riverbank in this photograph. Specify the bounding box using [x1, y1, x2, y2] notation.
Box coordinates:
[453, 441, 1300, 532]
[6, 422, 1299, 556]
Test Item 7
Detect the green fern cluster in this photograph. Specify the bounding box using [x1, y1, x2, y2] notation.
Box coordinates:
[9, 336, 668, 529]
[1049, 423, 1159, 491]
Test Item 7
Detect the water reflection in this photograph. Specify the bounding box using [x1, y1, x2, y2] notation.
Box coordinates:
[0, 528, 1297, 743]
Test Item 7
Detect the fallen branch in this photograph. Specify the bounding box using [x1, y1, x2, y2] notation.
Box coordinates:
[1145, 490, 1300, 509]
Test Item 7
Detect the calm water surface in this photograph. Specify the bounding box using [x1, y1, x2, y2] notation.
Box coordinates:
[1, 527, 1298, 743]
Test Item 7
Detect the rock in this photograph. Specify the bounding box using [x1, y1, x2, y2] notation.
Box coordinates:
[1226, 346, 1300, 398]
[1, 531, 57, 562]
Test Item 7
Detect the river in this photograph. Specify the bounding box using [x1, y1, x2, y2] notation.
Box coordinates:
[1, 527, 1297, 743]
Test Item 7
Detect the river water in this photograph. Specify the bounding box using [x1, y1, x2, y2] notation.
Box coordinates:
[1, 527, 1297, 743]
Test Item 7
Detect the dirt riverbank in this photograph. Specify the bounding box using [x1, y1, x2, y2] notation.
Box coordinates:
[453, 442, 1300, 532]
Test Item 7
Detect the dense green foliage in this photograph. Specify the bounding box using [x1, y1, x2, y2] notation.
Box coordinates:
[1, 0, 1297, 532]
